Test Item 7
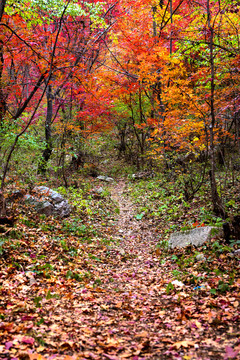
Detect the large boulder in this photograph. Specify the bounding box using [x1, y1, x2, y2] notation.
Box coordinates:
[24, 186, 71, 218]
[24, 194, 53, 216]
[168, 226, 222, 249]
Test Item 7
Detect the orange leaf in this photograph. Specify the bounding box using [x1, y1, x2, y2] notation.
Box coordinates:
[172, 340, 195, 349]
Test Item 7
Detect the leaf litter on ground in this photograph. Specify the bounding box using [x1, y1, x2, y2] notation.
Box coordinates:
[0, 178, 239, 360]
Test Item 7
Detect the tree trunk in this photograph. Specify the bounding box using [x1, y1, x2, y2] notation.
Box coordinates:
[0, 42, 6, 127]
[0, 191, 6, 217]
[0, 0, 7, 126]
[38, 85, 53, 174]
[0, 0, 7, 21]
[207, 0, 226, 218]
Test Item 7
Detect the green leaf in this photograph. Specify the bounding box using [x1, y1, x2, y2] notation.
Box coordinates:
[37, 318, 45, 326]
[210, 288, 217, 295]
[135, 213, 144, 220]
[34, 296, 42, 308]
[66, 270, 73, 279]
[166, 282, 174, 294]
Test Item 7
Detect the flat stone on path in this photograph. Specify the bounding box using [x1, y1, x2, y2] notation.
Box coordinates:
[168, 226, 220, 249]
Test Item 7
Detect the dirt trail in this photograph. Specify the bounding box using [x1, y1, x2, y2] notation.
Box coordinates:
[104, 180, 165, 290]
[89, 180, 172, 357]
[110, 180, 158, 258]
[2, 180, 238, 360]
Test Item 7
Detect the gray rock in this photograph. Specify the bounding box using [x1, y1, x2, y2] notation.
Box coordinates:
[233, 249, 240, 257]
[35, 200, 53, 216]
[106, 245, 125, 256]
[195, 253, 206, 262]
[50, 192, 64, 203]
[24, 195, 54, 216]
[53, 200, 71, 217]
[132, 171, 154, 180]
[97, 175, 114, 182]
[95, 187, 104, 194]
[34, 186, 64, 203]
[24, 194, 39, 206]
[33, 186, 53, 195]
[169, 226, 221, 249]
[24, 186, 71, 218]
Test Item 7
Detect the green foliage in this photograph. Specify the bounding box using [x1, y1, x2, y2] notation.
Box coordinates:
[66, 270, 92, 282]
[93, 278, 102, 286]
[171, 269, 183, 280]
[114, 207, 120, 214]
[34, 296, 42, 308]
[6, 0, 87, 23]
[29, 263, 54, 279]
[166, 282, 174, 294]
[36, 318, 45, 326]
[225, 199, 238, 210]
[0, 120, 45, 186]
[60, 219, 97, 240]
[156, 238, 169, 250]
[88, 253, 101, 262]
[46, 290, 59, 300]
[212, 240, 232, 254]
[210, 280, 230, 295]
[135, 212, 144, 220]
[60, 239, 68, 251]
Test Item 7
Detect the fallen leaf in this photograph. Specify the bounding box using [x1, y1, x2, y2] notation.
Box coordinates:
[22, 337, 35, 346]
[224, 346, 239, 359]
[5, 341, 13, 350]
[103, 354, 121, 360]
[172, 340, 195, 349]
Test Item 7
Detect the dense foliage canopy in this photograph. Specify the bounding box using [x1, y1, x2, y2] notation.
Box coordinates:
[0, 0, 240, 215]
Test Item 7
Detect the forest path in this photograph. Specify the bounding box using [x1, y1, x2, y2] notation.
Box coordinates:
[109, 179, 158, 261]
[87, 179, 173, 357]
[2, 179, 238, 360]
[99, 178, 167, 302]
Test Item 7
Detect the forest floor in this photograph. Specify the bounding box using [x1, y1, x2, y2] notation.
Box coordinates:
[0, 174, 240, 360]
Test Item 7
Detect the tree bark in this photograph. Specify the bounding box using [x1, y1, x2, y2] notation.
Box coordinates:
[0, 0, 7, 21]
[38, 85, 53, 174]
[207, 0, 226, 218]
[0, 41, 6, 127]
[0, 0, 7, 126]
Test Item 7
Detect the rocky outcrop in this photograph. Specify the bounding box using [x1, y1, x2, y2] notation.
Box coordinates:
[24, 186, 71, 218]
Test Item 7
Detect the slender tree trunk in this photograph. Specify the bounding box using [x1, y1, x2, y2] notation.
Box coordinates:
[152, 5, 157, 37]
[0, 0, 7, 21]
[0, 0, 7, 216]
[207, 0, 226, 218]
[38, 85, 53, 174]
[235, 111, 240, 155]
[170, 0, 173, 55]
[0, 0, 7, 127]
[0, 41, 6, 127]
